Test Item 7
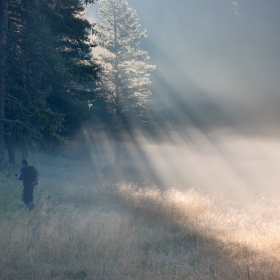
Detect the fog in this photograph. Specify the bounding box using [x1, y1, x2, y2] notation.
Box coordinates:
[83, 1, 280, 199]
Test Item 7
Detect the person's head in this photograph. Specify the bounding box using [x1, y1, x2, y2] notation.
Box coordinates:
[21, 158, 29, 166]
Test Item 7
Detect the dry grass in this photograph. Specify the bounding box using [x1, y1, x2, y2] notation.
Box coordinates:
[0, 155, 280, 279]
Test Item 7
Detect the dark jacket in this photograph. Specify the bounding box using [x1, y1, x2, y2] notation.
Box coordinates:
[18, 165, 35, 187]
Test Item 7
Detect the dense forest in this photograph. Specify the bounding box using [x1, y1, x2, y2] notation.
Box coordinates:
[0, 0, 103, 172]
[0, 0, 160, 171]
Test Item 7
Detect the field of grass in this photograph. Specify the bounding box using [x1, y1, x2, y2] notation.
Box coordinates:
[0, 151, 280, 279]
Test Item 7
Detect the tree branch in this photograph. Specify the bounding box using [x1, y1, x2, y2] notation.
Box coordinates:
[2, 118, 42, 138]
[5, 95, 31, 113]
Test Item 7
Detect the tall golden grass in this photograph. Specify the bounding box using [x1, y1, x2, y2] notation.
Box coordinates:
[0, 154, 280, 279]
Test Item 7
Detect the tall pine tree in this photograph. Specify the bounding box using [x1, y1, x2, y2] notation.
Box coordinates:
[93, 0, 155, 165]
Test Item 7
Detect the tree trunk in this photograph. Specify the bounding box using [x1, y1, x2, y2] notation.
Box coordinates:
[113, 5, 121, 166]
[22, 141, 29, 159]
[114, 127, 120, 165]
[114, 100, 121, 166]
[6, 136, 15, 164]
[0, 0, 9, 172]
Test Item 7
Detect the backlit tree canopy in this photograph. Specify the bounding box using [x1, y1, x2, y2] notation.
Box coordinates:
[93, 0, 155, 164]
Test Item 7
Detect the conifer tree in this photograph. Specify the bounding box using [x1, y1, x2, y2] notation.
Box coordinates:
[0, 0, 100, 171]
[6, 0, 99, 159]
[93, 0, 155, 164]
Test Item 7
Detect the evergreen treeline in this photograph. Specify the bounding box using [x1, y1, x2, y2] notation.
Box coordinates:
[0, 0, 99, 170]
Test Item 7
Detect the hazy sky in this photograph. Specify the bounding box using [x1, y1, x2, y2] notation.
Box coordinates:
[85, 0, 280, 136]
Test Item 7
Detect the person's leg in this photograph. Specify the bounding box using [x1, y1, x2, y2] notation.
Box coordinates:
[28, 186, 34, 210]
[25, 185, 34, 210]
[22, 187, 29, 206]
[29, 186, 34, 210]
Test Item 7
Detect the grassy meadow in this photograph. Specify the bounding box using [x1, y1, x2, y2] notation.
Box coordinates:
[0, 150, 280, 279]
